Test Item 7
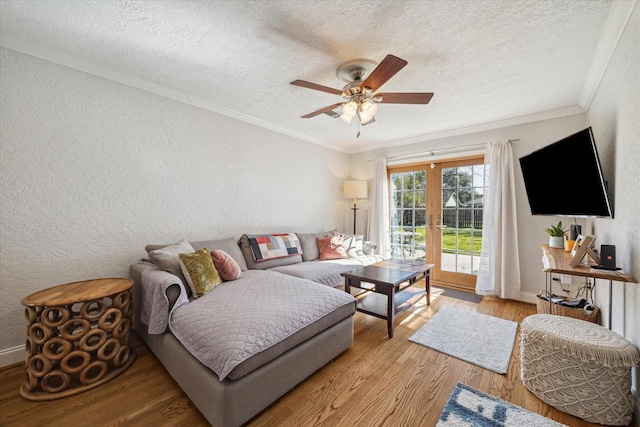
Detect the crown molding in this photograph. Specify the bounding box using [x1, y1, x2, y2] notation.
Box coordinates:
[0, 33, 348, 153]
[348, 105, 586, 154]
[578, 0, 637, 110]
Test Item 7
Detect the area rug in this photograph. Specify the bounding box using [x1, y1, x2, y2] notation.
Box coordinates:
[409, 306, 517, 374]
[437, 382, 567, 426]
[432, 286, 483, 303]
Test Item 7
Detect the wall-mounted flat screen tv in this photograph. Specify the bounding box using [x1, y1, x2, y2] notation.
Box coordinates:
[519, 127, 613, 218]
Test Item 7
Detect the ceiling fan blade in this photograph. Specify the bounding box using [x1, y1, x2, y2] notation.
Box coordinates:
[362, 116, 376, 126]
[301, 103, 344, 118]
[290, 80, 342, 95]
[360, 54, 408, 92]
[376, 92, 434, 104]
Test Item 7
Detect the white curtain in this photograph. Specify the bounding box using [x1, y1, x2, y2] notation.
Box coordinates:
[367, 158, 391, 258]
[476, 141, 521, 299]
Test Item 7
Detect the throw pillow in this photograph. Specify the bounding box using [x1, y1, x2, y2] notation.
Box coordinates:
[179, 248, 222, 298]
[342, 234, 365, 258]
[239, 234, 303, 270]
[317, 235, 348, 260]
[296, 229, 339, 261]
[148, 239, 195, 284]
[191, 237, 249, 271]
[211, 249, 243, 281]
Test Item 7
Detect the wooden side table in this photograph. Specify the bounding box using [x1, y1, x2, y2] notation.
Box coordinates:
[20, 278, 136, 401]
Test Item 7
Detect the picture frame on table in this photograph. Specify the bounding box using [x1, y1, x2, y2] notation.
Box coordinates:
[570, 234, 600, 267]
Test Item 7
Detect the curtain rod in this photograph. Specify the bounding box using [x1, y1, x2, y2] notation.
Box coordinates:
[369, 138, 520, 162]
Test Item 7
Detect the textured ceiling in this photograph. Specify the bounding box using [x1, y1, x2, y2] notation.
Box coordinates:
[0, 0, 619, 152]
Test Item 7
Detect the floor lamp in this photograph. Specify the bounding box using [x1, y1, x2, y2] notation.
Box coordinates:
[343, 181, 368, 234]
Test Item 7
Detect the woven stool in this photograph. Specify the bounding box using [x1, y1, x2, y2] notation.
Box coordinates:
[520, 314, 640, 425]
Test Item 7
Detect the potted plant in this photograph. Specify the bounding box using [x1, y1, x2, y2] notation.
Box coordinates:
[545, 221, 567, 248]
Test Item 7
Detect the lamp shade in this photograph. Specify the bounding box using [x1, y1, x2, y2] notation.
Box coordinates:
[359, 101, 378, 124]
[340, 101, 357, 123]
[343, 180, 368, 199]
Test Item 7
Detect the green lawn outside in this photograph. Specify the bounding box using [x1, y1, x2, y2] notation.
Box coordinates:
[392, 227, 482, 253]
[442, 228, 482, 253]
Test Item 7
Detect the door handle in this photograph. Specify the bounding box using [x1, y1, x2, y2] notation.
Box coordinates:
[435, 214, 441, 231]
[427, 214, 432, 231]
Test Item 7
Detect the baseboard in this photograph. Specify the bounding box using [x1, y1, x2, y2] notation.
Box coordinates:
[517, 291, 539, 305]
[0, 345, 24, 368]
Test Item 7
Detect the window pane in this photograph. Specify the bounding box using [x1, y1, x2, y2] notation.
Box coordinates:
[415, 170, 426, 189]
[414, 190, 426, 208]
[394, 191, 402, 208]
[403, 173, 415, 190]
[442, 189, 455, 207]
[442, 169, 456, 189]
[458, 189, 472, 207]
[402, 192, 414, 208]
[457, 167, 473, 187]
[391, 209, 401, 226]
[403, 210, 414, 227]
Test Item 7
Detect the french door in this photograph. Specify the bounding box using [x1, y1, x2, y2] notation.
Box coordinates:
[388, 156, 487, 291]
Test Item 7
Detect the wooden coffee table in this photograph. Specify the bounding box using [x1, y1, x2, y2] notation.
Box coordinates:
[341, 259, 434, 338]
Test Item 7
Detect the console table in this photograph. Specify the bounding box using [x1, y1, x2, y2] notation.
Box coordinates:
[540, 245, 636, 328]
[20, 278, 136, 401]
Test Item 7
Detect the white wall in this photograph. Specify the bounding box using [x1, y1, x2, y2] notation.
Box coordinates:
[349, 114, 590, 302]
[0, 47, 349, 364]
[586, 4, 639, 408]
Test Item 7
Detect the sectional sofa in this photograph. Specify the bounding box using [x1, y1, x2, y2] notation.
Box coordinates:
[130, 231, 382, 426]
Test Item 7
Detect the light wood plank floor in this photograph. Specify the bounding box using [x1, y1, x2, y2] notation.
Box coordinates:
[1, 284, 606, 426]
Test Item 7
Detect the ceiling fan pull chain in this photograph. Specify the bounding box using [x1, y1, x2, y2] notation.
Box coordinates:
[357, 119, 361, 138]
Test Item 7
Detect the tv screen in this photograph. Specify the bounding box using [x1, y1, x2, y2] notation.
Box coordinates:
[519, 127, 612, 218]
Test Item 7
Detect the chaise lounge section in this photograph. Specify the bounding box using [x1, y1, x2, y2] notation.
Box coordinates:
[131, 232, 382, 426]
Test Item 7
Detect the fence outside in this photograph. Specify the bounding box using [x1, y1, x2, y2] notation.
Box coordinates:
[442, 208, 483, 229]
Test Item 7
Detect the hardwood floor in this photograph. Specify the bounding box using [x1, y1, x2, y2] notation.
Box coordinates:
[1, 284, 606, 426]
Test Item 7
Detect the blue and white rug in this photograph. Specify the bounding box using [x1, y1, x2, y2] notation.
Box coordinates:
[409, 306, 517, 374]
[438, 382, 567, 426]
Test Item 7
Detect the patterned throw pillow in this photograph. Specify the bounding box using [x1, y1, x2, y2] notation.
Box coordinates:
[317, 235, 348, 260]
[211, 249, 243, 281]
[246, 233, 303, 262]
[179, 248, 222, 297]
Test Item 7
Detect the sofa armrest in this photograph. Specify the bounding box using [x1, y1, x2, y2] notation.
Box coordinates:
[363, 241, 377, 255]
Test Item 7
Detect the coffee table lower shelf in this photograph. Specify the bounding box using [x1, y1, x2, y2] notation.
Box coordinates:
[356, 286, 426, 320]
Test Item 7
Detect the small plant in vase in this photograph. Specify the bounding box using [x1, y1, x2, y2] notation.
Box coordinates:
[545, 221, 567, 248]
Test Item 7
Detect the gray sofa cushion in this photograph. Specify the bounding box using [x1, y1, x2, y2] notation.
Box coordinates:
[270, 256, 384, 287]
[296, 229, 338, 261]
[191, 237, 248, 271]
[146, 239, 195, 285]
[146, 237, 248, 271]
[239, 234, 302, 270]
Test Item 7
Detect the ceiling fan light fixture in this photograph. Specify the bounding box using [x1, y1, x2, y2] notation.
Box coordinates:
[359, 100, 378, 124]
[340, 101, 357, 123]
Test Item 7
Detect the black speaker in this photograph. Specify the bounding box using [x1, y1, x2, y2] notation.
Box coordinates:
[600, 244, 616, 269]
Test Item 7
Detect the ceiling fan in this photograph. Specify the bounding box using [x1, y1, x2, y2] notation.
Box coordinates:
[290, 54, 434, 137]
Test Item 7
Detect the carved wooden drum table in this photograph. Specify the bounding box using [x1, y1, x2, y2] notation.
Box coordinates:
[20, 278, 136, 401]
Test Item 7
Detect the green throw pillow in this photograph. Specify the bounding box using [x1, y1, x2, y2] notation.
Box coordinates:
[179, 248, 222, 297]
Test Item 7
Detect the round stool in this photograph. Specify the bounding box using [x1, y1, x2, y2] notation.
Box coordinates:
[520, 314, 640, 425]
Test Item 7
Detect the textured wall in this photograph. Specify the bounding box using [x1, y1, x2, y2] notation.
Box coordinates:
[0, 47, 349, 358]
[587, 5, 639, 398]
